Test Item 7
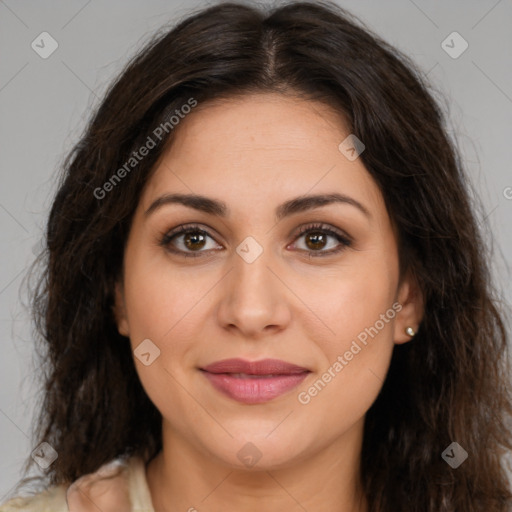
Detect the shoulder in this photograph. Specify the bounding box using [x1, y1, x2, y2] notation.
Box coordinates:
[0, 456, 154, 512]
[0, 484, 68, 511]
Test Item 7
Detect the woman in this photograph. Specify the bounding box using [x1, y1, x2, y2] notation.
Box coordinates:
[2, 1, 511, 511]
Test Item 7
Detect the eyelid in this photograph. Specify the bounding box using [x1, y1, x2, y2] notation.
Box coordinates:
[159, 223, 223, 252]
[159, 221, 352, 258]
[291, 222, 353, 244]
[286, 222, 352, 258]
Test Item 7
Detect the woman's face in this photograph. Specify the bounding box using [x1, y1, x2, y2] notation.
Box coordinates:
[115, 93, 422, 471]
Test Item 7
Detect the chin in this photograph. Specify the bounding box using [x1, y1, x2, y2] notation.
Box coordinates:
[205, 432, 311, 472]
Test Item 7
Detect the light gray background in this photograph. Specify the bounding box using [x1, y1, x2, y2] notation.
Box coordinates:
[1, 0, 511, 496]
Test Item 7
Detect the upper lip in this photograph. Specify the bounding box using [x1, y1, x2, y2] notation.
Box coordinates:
[200, 358, 310, 376]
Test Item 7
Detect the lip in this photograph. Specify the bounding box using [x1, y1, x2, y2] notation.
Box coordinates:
[200, 358, 311, 404]
[201, 358, 310, 375]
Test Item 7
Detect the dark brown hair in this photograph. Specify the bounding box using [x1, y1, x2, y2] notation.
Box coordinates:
[11, 1, 512, 510]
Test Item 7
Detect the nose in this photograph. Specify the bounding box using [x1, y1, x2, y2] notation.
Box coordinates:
[216, 245, 292, 340]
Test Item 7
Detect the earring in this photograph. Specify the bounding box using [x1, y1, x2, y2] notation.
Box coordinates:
[405, 326, 416, 337]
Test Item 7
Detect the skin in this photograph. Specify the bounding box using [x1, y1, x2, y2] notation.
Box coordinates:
[114, 93, 423, 512]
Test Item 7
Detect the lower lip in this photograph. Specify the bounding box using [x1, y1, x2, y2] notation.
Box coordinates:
[201, 371, 310, 404]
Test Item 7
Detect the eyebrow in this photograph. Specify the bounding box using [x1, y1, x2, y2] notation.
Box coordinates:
[144, 192, 371, 221]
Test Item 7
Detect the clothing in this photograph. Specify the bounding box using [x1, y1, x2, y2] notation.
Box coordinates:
[0, 456, 154, 512]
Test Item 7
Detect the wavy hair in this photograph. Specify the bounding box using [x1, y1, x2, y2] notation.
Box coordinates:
[11, 1, 512, 510]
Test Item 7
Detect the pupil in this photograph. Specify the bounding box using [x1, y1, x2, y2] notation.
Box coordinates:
[184, 232, 206, 250]
[306, 232, 326, 250]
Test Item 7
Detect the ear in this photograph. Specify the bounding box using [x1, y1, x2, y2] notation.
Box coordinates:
[393, 270, 424, 345]
[113, 281, 130, 337]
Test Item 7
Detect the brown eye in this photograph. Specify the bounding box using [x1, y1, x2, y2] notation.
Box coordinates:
[291, 223, 352, 257]
[304, 231, 329, 251]
[183, 231, 207, 251]
[160, 222, 352, 259]
[160, 224, 222, 258]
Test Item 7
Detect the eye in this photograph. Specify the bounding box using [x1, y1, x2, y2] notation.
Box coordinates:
[159, 224, 222, 258]
[159, 222, 352, 259]
[289, 222, 352, 257]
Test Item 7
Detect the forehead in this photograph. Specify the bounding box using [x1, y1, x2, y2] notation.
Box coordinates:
[141, 93, 386, 223]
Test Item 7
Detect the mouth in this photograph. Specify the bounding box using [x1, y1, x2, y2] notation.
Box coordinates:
[199, 358, 311, 404]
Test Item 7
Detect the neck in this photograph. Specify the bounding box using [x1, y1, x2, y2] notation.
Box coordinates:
[146, 417, 368, 512]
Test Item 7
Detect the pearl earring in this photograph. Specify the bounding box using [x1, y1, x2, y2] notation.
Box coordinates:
[405, 326, 416, 337]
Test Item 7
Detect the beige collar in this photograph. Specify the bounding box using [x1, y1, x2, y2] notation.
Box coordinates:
[65, 456, 155, 512]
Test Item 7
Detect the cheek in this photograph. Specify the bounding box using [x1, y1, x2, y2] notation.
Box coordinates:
[292, 260, 397, 414]
[122, 246, 202, 342]
[297, 256, 397, 354]
[121, 254, 202, 421]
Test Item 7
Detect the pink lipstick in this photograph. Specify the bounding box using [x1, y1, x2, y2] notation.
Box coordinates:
[200, 358, 310, 404]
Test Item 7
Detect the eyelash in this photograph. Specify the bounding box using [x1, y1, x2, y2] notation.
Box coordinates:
[159, 222, 352, 259]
